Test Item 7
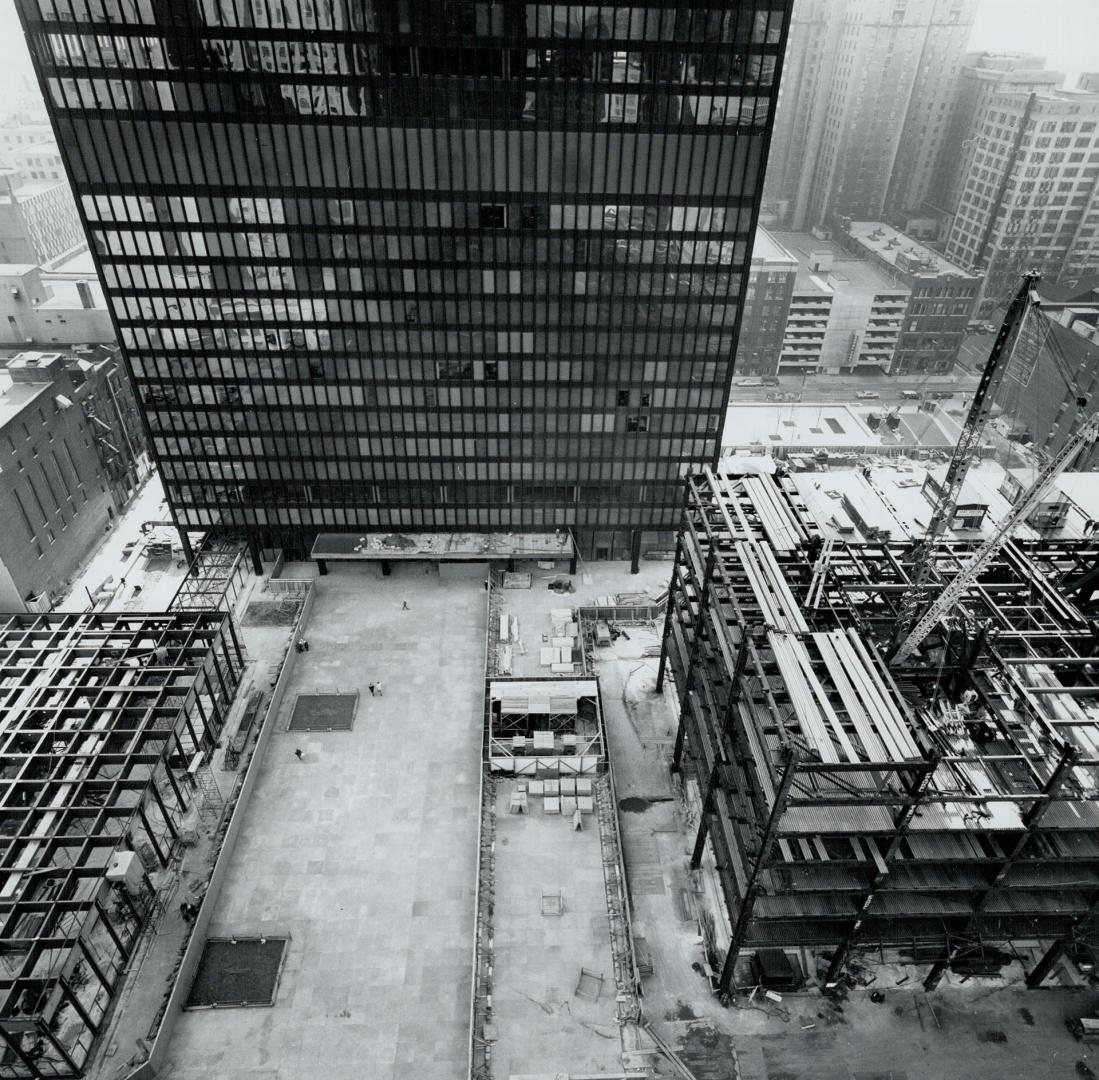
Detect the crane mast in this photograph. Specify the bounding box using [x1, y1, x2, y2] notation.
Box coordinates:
[891, 410, 1099, 664]
[886, 271, 1042, 661]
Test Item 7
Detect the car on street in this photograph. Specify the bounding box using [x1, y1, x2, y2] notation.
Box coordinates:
[854, 390, 880, 400]
[980, 322, 997, 334]
[900, 390, 921, 400]
[736, 378, 764, 388]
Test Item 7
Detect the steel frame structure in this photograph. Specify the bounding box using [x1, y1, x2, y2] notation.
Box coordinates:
[169, 537, 249, 614]
[0, 612, 244, 1078]
[660, 468, 1099, 991]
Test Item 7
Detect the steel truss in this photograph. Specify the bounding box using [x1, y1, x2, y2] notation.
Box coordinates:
[660, 468, 1099, 990]
[0, 612, 244, 1078]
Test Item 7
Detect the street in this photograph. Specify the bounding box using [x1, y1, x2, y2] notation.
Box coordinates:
[733, 332, 998, 407]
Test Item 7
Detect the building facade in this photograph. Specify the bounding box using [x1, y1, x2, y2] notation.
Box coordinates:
[0, 348, 148, 611]
[931, 52, 1062, 229]
[735, 228, 797, 376]
[759, 0, 841, 228]
[762, 0, 976, 231]
[0, 262, 113, 348]
[944, 78, 1099, 312]
[0, 168, 86, 266]
[21, 0, 791, 561]
[842, 221, 979, 374]
[9, 137, 65, 182]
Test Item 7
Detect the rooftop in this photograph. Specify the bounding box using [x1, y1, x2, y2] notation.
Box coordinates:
[750, 226, 798, 269]
[722, 402, 959, 453]
[0, 368, 48, 429]
[771, 230, 903, 298]
[0, 179, 67, 201]
[846, 221, 976, 280]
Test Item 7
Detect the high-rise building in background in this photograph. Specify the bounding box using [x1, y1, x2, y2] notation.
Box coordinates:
[762, 0, 976, 231]
[760, 0, 841, 230]
[930, 52, 1062, 228]
[943, 76, 1099, 312]
[19, 0, 792, 564]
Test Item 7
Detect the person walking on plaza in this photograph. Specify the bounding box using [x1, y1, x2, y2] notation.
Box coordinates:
[402, 600, 409, 610]
[294, 748, 303, 760]
[368, 683, 375, 697]
[375, 680, 384, 697]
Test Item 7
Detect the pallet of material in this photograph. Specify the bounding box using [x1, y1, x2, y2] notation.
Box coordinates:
[503, 572, 532, 589]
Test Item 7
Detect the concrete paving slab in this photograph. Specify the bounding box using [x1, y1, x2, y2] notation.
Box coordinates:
[158, 564, 486, 1080]
[491, 779, 623, 1078]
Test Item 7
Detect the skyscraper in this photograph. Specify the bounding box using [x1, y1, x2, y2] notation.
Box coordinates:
[930, 52, 1062, 230]
[19, 0, 791, 564]
[763, 0, 976, 231]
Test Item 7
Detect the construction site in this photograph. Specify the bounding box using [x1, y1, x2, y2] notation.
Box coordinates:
[6, 273, 1099, 1080]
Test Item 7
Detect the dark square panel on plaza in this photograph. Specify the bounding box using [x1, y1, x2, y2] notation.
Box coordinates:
[186, 937, 290, 1009]
[287, 691, 360, 732]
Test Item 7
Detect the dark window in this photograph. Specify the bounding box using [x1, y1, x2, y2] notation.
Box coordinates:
[478, 205, 506, 230]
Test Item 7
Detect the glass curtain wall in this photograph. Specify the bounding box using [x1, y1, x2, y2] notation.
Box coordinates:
[21, 0, 789, 558]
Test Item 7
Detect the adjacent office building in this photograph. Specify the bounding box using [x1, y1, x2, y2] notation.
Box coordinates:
[20, 0, 791, 562]
[763, 0, 976, 230]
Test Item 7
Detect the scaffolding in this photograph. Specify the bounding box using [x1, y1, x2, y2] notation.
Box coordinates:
[659, 467, 1099, 992]
[0, 611, 244, 1078]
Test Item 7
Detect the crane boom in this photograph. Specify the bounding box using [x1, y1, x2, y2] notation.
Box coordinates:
[887, 271, 1042, 659]
[891, 411, 1099, 664]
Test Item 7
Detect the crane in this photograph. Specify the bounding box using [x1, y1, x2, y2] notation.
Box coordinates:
[886, 271, 1043, 660]
[890, 409, 1099, 664]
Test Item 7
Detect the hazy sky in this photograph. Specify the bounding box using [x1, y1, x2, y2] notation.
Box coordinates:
[969, 0, 1098, 86]
[0, 0, 1094, 109]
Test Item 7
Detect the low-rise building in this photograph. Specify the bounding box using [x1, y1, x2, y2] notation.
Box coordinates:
[842, 221, 980, 375]
[772, 231, 910, 374]
[0, 348, 148, 611]
[0, 259, 113, 348]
